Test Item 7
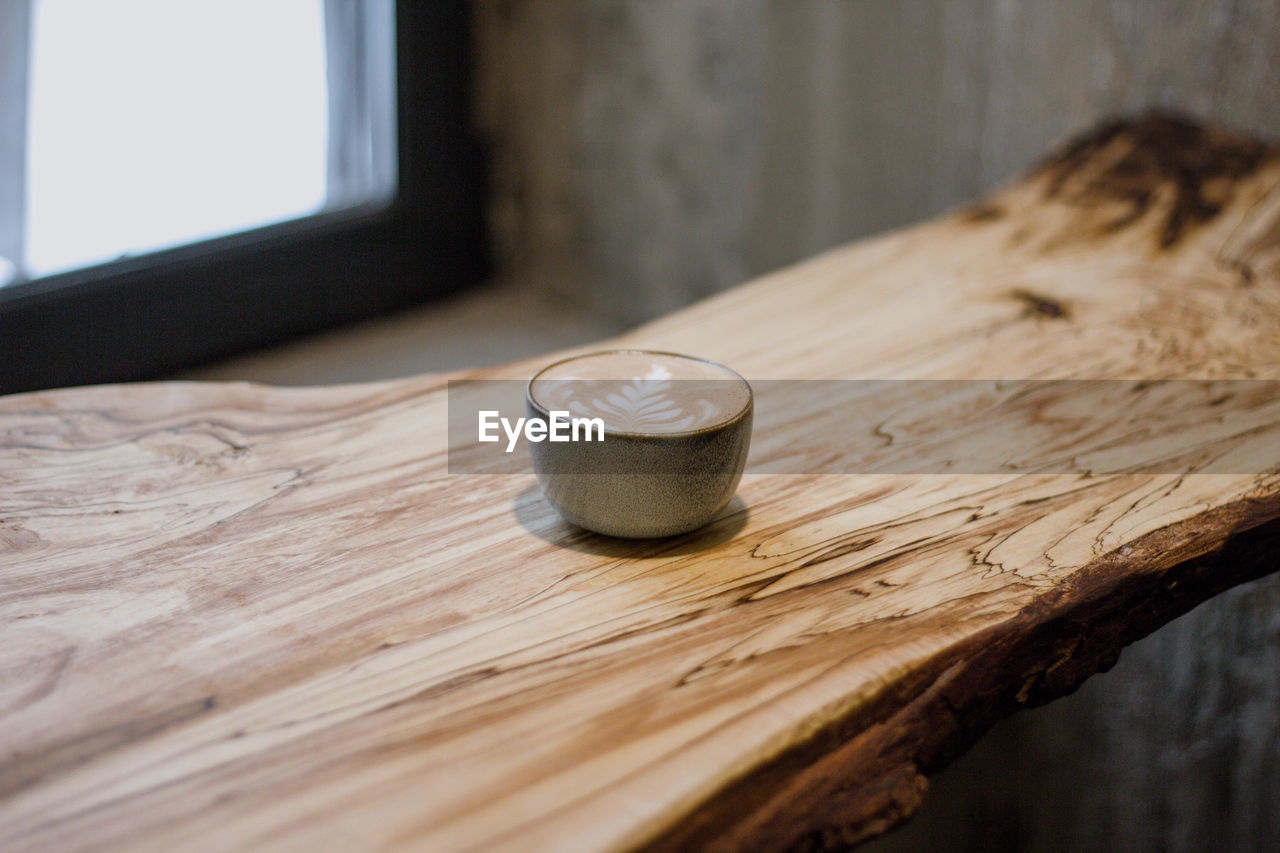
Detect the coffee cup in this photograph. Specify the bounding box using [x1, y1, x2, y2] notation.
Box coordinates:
[526, 350, 753, 538]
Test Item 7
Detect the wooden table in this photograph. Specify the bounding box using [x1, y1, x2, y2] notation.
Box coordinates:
[4, 115, 1280, 851]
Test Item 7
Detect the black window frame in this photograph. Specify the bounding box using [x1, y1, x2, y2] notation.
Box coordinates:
[0, 0, 487, 395]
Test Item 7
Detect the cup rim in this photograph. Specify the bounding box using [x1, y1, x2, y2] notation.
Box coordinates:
[526, 349, 753, 439]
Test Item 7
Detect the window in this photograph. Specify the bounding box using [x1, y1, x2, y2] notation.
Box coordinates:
[20, 0, 332, 282]
[0, 1, 485, 394]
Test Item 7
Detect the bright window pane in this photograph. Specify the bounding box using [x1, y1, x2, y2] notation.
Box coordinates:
[24, 0, 329, 278]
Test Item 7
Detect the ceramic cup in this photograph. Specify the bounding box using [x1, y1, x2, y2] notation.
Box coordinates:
[526, 349, 753, 538]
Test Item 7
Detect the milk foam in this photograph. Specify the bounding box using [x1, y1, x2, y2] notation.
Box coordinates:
[530, 351, 751, 434]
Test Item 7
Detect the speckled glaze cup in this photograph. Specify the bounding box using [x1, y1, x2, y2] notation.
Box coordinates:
[526, 350, 752, 538]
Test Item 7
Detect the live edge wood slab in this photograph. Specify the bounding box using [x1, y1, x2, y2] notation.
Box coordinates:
[4, 115, 1280, 852]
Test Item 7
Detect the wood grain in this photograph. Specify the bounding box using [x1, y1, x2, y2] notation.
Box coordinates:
[4, 116, 1280, 851]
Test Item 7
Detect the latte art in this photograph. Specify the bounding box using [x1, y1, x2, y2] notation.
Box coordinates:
[530, 352, 751, 434]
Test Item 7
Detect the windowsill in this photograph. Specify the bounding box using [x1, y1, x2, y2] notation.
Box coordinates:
[174, 279, 628, 386]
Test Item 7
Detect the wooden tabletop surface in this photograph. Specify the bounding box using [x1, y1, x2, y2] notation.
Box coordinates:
[3, 115, 1280, 851]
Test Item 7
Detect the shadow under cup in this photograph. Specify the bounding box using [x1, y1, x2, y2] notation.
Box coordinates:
[525, 350, 753, 539]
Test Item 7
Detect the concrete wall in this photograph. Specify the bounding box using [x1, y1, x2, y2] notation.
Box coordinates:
[476, 0, 1280, 324]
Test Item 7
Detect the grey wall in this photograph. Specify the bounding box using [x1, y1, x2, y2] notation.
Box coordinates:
[475, 2, 1280, 850]
[476, 0, 1280, 324]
